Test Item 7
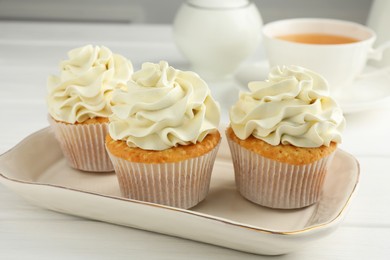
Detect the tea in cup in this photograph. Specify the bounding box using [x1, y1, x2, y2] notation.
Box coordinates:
[262, 18, 390, 96]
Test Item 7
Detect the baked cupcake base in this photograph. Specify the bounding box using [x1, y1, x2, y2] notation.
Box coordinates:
[226, 127, 336, 209]
[106, 131, 221, 209]
[48, 116, 114, 172]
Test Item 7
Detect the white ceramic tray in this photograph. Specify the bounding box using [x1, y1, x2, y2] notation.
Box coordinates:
[0, 128, 360, 255]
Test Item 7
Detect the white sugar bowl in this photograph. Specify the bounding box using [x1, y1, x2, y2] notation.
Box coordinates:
[173, 0, 263, 80]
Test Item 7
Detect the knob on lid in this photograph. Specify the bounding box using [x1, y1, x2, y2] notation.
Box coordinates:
[187, 0, 249, 8]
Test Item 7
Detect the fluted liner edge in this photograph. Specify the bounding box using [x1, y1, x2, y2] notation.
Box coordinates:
[107, 142, 220, 209]
[49, 117, 114, 172]
[226, 136, 335, 209]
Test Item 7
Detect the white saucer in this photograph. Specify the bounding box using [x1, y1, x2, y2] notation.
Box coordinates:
[235, 62, 390, 114]
[335, 66, 390, 113]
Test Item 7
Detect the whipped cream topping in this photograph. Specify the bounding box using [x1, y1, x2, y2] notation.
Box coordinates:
[230, 66, 345, 147]
[109, 61, 220, 151]
[47, 45, 133, 123]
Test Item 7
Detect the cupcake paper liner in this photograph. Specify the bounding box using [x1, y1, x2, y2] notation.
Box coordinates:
[49, 117, 114, 172]
[227, 136, 335, 209]
[107, 142, 220, 209]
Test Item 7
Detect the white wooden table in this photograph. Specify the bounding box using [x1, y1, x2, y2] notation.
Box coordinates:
[1, 21, 390, 259]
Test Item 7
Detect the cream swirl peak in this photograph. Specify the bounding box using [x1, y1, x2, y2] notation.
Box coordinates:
[230, 65, 345, 148]
[109, 61, 220, 151]
[47, 45, 133, 123]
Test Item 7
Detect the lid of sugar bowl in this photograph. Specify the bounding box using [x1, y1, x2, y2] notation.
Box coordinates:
[187, 0, 250, 9]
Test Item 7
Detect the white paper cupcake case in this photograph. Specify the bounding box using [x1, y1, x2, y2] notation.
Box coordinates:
[107, 142, 220, 209]
[48, 117, 114, 172]
[227, 136, 335, 209]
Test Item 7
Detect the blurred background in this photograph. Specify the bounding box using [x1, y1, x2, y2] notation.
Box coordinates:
[0, 0, 373, 24]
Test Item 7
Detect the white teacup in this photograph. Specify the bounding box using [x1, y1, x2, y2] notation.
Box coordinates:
[262, 18, 390, 96]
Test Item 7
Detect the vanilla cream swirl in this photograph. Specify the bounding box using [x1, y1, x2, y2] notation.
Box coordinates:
[47, 45, 133, 123]
[230, 66, 345, 147]
[109, 61, 220, 151]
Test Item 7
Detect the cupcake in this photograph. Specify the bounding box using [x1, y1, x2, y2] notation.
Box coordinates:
[227, 65, 345, 209]
[106, 61, 221, 209]
[47, 45, 133, 172]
